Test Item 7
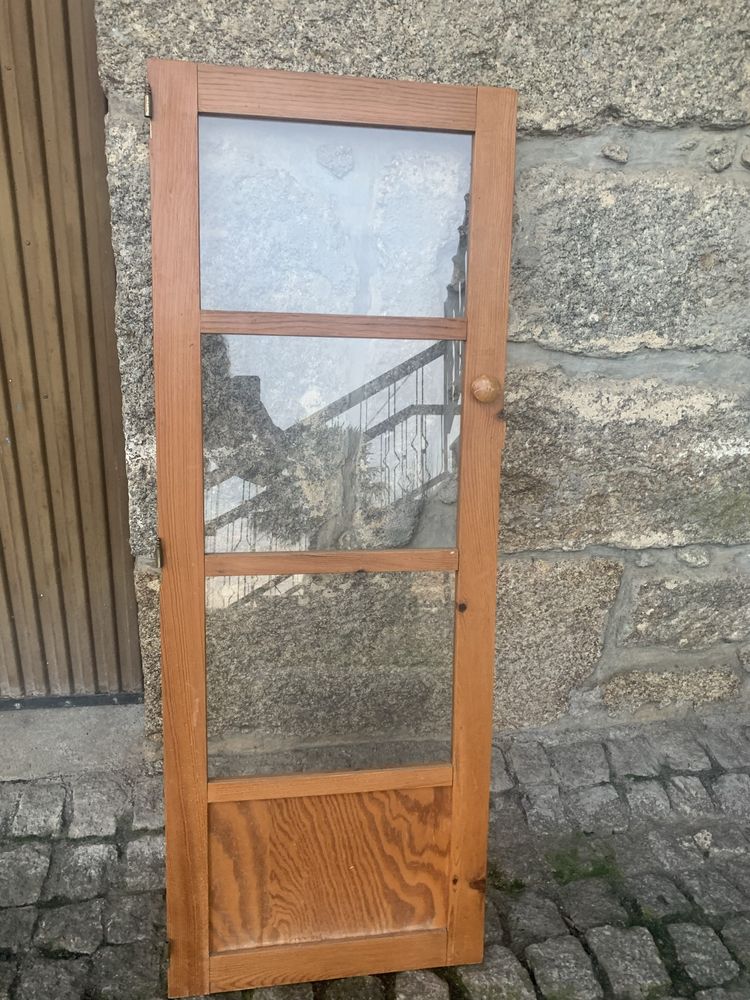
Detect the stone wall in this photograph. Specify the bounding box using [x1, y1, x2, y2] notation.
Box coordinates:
[95, 0, 750, 743]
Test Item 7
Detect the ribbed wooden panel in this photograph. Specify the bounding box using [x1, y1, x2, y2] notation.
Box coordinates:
[0, 0, 141, 697]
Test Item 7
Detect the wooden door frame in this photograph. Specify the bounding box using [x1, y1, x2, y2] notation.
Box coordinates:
[149, 59, 516, 998]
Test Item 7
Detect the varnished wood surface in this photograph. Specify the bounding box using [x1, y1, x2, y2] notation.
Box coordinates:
[207, 763, 453, 803]
[208, 929, 448, 991]
[201, 310, 467, 341]
[148, 59, 209, 997]
[208, 787, 452, 952]
[197, 63, 478, 131]
[446, 87, 517, 964]
[204, 548, 458, 577]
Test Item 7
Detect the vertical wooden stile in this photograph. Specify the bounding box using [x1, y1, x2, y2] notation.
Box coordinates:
[446, 86, 517, 964]
[148, 59, 209, 997]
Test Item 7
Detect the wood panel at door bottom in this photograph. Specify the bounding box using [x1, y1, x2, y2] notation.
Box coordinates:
[208, 786, 452, 953]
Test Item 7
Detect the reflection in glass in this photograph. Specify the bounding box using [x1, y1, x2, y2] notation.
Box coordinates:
[206, 572, 454, 777]
[203, 335, 462, 552]
[199, 116, 471, 317]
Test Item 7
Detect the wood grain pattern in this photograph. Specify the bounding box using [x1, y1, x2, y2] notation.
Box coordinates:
[198, 63, 477, 131]
[207, 764, 452, 803]
[446, 87, 517, 965]
[148, 59, 209, 998]
[208, 929, 447, 991]
[201, 311, 466, 341]
[204, 548, 458, 576]
[208, 788, 451, 952]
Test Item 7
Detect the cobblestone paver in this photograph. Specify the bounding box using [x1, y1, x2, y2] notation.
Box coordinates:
[558, 876, 629, 929]
[667, 924, 740, 989]
[525, 935, 603, 999]
[0, 714, 748, 998]
[587, 925, 671, 998]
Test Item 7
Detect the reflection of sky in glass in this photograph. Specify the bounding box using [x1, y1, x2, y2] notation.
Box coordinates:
[225, 335, 445, 429]
[199, 116, 471, 317]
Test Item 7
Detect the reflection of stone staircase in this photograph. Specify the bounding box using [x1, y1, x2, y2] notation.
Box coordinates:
[204, 339, 462, 560]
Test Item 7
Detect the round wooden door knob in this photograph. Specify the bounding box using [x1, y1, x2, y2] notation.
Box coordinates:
[470, 374, 502, 404]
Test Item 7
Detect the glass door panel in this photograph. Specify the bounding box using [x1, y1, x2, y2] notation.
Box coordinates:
[202, 334, 462, 552]
[199, 117, 471, 317]
[206, 571, 455, 778]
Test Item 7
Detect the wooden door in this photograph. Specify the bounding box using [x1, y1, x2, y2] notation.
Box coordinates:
[149, 59, 516, 997]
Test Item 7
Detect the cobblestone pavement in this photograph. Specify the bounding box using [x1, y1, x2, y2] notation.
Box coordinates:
[1, 713, 749, 998]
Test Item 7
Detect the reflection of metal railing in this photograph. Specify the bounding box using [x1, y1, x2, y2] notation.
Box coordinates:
[204, 340, 462, 597]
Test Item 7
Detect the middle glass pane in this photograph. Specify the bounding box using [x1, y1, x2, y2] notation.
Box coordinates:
[203, 335, 462, 552]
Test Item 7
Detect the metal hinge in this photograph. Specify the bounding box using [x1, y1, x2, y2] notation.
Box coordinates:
[144, 85, 153, 120]
[155, 537, 164, 570]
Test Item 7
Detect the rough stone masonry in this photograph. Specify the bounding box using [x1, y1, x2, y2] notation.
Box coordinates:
[94, 0, 750, 744]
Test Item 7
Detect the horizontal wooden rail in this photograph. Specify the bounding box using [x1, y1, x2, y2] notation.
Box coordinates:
[207, 763, 453, 803]
[198, 62, 477, 132]
[204, 548, 458, 576]
[209, 929, 448, 990]
[200, 310, 467, 341]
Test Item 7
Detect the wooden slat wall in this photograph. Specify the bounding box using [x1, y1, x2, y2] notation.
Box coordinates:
[0, 0, 141, 697]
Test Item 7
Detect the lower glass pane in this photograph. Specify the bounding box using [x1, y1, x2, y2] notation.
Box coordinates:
[206, 572, 454, 778]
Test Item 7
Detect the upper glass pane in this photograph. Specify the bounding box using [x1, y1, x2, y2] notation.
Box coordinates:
[199, 116, 472, 317]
